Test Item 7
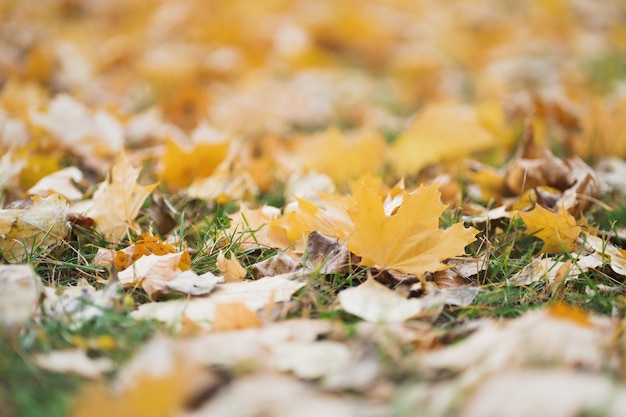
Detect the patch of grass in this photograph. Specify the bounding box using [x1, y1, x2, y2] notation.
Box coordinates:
[0, 336, 82, 417]
[0, 305, 163, 417]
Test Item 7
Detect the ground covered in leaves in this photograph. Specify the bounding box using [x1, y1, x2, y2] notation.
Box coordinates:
[3, 0, 626, 416]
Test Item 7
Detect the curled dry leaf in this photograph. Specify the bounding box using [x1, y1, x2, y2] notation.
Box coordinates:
[583, 234, 626, 276]
[0, 193, 69, 262]
[305, 231, 351, 274]
[251, 252, 300, 278]
[503, 126, 606, 214]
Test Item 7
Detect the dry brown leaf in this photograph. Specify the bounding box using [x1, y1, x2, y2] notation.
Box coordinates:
[347, 183, 477, 276]
[90, 152, 158, 242]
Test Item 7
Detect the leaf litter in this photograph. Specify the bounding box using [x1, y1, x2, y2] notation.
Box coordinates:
[2, 1, 626, 416]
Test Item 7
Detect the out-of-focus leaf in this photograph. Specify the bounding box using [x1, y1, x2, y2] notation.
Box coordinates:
[390, 102, 496, 175]
[0, 194, 69, 262]
[0, 264, 41, 330]
[338, 278, 444, 322]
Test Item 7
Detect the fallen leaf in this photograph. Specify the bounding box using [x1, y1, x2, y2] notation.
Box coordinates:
[0, 194, 69, 262]
[72, 336, 221, 417]
[165, 270, 224, 296]
[251, 252, 300, 278]
[216, 250, 247, 282]
[460, 370, 626, 417]
[338, 278, 444, 322]
[347, 183, 477, 276]
[0, 264, 41, 330]
[304, 231, 351, 274]
[185, 372, 388, 417]
[41, 277, 120, 330]
[33, 349, 113, 379]
[90, 152, 158, 242]
[30, 94, 124, 170]
[159, 127, 230, 191]
[132, 273, 306, 328]
[519, 204, 580, 253]
[117, 253, 183, 298]
[390, 102, 496, 175]
[293, 127, 387, 186]
[419, 307, 614, 382]
[583, 233, 626, 276]
[27, 166, 85, 200]
[212, 302, 262, 331]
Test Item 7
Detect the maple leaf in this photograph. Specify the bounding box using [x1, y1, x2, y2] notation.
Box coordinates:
[159, 131, 230, 191]
[90, 153, 158, 242]
[347, 183, 477, 276]
[216, 250, 247, 282]
[293, 127, 387, 186]
[519, 204, 580, 254]
[389, 102, 496, 175]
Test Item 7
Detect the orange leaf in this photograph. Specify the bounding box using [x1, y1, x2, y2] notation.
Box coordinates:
[347, 183, 477, 276]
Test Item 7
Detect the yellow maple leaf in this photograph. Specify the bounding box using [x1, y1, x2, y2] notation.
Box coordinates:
[270, 194, 355, 247]
[347, 183, 477, 276]
[519, 204, 581, 254]
[294, 127, 387, 186]
[389, 102, 496, 175]
[160, 137, 230, 191]
[91, 153, 158, 242]
[216, 250, 247, 282]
